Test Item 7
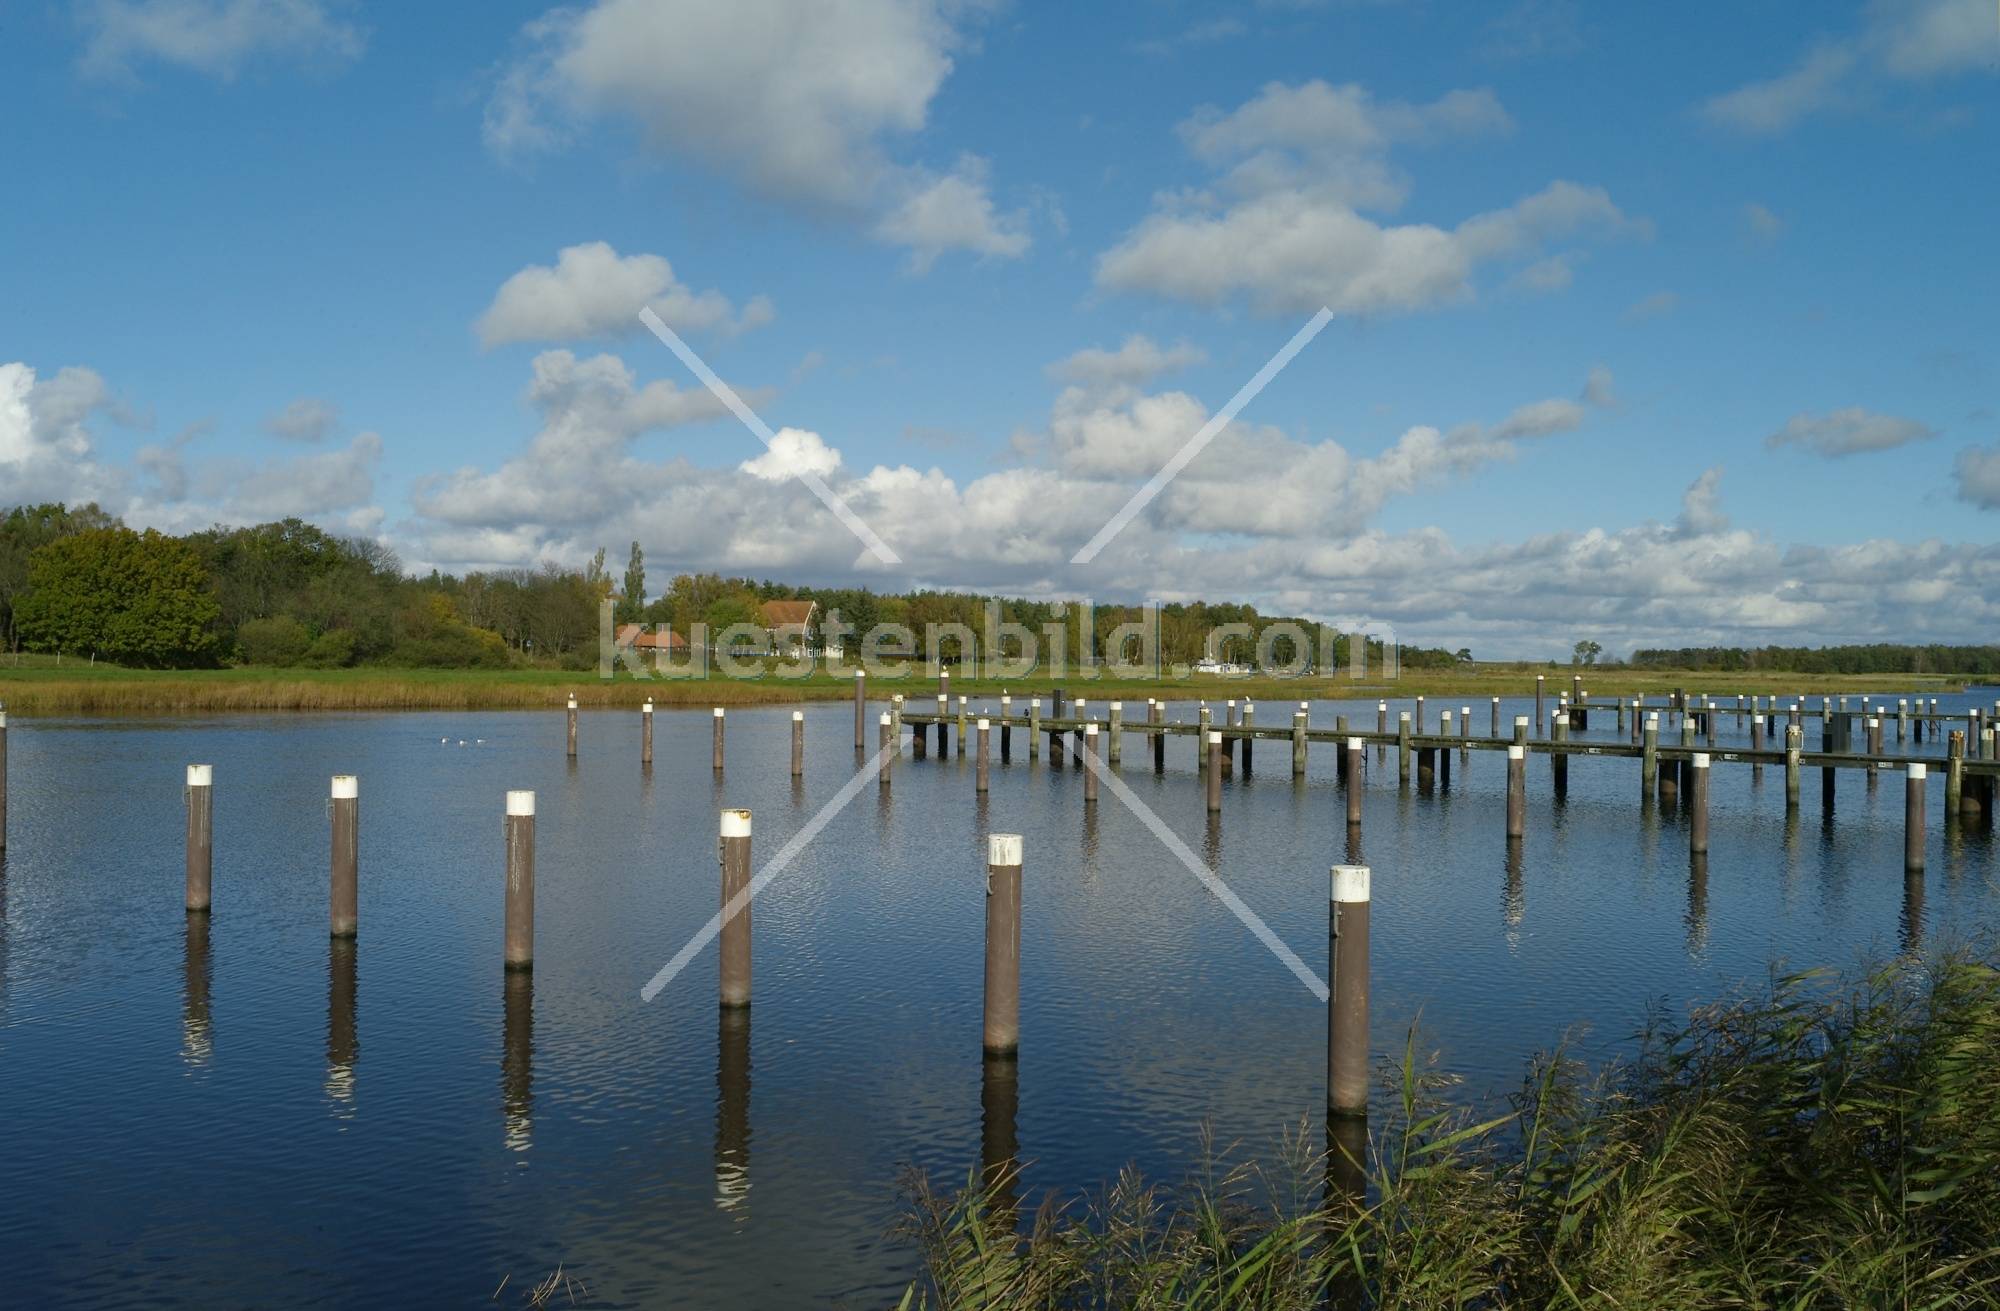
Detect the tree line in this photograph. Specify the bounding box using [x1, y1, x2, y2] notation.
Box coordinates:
[1629, 644, 2000, 676]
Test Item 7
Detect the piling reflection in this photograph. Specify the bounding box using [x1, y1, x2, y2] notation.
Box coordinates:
[1202, 812, 1222, 869]
[1502, 838, 1525, 943]
[980, 1055, 1021, 1230]
[501, 970, 533, 1153]
[1344, 823, 1364, 867]
[1684, 852, 1709, 959]
[1900, 869, 1926, 956]
[715, 1006, 752, 1218]
[325, 937, 358, 1113]
[181, 913, 212, 1068]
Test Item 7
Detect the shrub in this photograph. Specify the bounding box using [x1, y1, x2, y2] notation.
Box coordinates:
[300, 628, 358, 668]
[236, 615, 312, 667]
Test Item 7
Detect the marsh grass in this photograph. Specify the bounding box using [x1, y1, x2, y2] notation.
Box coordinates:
[898, 952, 2000, 1309]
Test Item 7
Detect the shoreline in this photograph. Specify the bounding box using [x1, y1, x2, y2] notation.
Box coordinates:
[0, 665, 1978, 715]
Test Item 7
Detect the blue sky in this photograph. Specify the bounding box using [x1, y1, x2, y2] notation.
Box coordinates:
[2, 0, 1997, 656]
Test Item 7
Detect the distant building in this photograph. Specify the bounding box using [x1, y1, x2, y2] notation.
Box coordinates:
[758, 599, 818, 656]
[614, 623, 687, 654]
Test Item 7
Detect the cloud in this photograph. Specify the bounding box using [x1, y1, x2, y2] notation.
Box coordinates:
[476, 242, 773, 347]
[1743, 202, 1785, 242]
[1701, 3, 1998, 136]
[1582, 364, 1616, 408]
[1624, 290, 1678, 321]
[1700, 45, 1855, 135]
[740, 428, 842, 482]
[874, 157, 1031, 273]
[1765, 407, 1937, 457]
[1095, 81, 1635, 316]
[484, 0, 1020, 269]
[1046, 336, 1207, 389]
[1676, 467, 1729, 536]
[0, 362, 125, 505]
[1508, 254, 1574, 293]
[78, 0, 364, 82]
[1952, 443, 2000, 508]
[263, 396, 338, 442]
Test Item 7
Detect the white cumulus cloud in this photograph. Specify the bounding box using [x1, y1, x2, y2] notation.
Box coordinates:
[1766, 408, 1937, 457]
[477, 242, 773, 346]
[78, 0, 364, 81]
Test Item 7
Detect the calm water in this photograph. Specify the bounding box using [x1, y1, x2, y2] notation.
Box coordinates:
[1, 690, 1995, 1307]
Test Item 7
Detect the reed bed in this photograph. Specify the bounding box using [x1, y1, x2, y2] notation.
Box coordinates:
[898, 950, 2000, 1309]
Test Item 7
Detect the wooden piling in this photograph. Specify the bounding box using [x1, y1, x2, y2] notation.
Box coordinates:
[976, 718, 991, 793]
[330, 775, 358, 938]
[1785, 725, 1802, 810]
[1198, 704, 1213, 778]
[1327, 864, 1370, 1119]
[1001, 695, 1013, 761]
[712, 707, 726, 771]
[566, 697, 578, 759]
[1551, 713, 1569, 797]
[1819, 707, 1836, 815]
[1152, 700, 1165, 772]
[879, 713, 893, 789]
[1897, 698, 1908, 743]
[1905, 763, 1926, 870]
[1083, 724, 1100, 805]
[0, 706, 8, 853]
[1293, 711, 1308, 777]
[983, 833, 1023, 1056]
[185, 764, 213, 913]
[854, 668, 868, 750]
[1108, 701, 1123, 765]
[1344, 731, 1360, 823]
[958, 696, 969, 756]
[1535, 675, 1545, 731]
[1490, 697, 1500, 737]
[1414, 696, 1426, 735]
[790, 711, 804, 777]
[1206, 732, 1223, 812]
[1028, 698, 1042, 761]
[1946, 732, 1965, 816]
[1689, 753, 1710, 854]
[641, 701, 655, 766]
[937, 694, 951, 756]
[1397, 712, 1412, 785]
[719, 810, 752, 1008]
[1222, 700, 1236, 777]
[1641, 714, 1659, 797]
[504, 790, 534, 969]
[1507, 744, 1525, 837]
[1241, 702, 1255, 774]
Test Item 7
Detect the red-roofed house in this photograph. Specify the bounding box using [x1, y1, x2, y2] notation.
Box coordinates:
[758, 599, 818, 656]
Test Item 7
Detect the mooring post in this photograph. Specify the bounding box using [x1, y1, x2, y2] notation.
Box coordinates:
[1751, 713, 1765, 780]
[1905, 763, 1927, 870]
[185, 764, 214, 913]
[1868, 716, 1883, 764]
[1414, 696, 1426, 736]
[1945, 731, 1964, 816]
[1679, 717, 1697, 797]
[1000, 695, 1013, 761]
[937, 694, 950, 756]
[879, 713, 893, 790]
[719, 809, 752, 1008]
[1206, 732, 1223, 812]
[1241, 701, 1256, 774]
[983, 834, 1023, 1056]
[854, 668, 867, 750]
[1083, 724, 1100, 805]
[892, 695, 905, 755]
[912, 703, 928, 759]
[1551, 712, 1569, 797]
[566, 696, 578, 759]
[1397, 712, 1412, 785]
[1785, 725, 1802, 811]
[1377, 700, 1387, 737]
[958, 696, 969, 756]
[641, 700, 655, 766]
[1152, 700, 1166, 772]
[1108, 702, 1123, 765]
[1631, 699, 1642, 744]
[1641, 713, 1659, 797]
[1535, 675, 1545, 731]
[1460, 706, 1471, 751]
[1819, 705, 1836, 815]
[0, 706, 9, 853]
[712, 707, 726, 771]
[1513, 715, 1529, 748]
[1689, 753, 1711, 854]
[1198, 703, 1213, 778]
[1438, 711, 1454, 785]
[1221, 700, 1236, 777]
[1328, 864, 1370, 1119]
[1346, 737, 1364, 826]
[1490, 697, 1500, 737]
[1506, 744, 1526, 837]
[504, 791, 534, 969]
[1028, 698, 1041, 760]
[330, 775, 358, 938]
[976, 718, 990, 793]
[790, 711, 804, 777]
[1292, 711, 1308, 777]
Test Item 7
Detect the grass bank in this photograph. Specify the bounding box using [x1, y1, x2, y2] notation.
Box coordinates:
[899, 952, 2000, 1309]
[0, 657, 1974, 715]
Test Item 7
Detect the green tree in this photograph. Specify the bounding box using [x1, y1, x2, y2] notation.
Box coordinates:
[1572, 639, 1602, 666]
[15, 526, 221, 667]
[0, 502, 119, 651]
[619, 541, 646, 623]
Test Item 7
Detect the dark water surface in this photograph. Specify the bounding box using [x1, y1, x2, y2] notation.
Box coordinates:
[1, 690, 1994, 1307]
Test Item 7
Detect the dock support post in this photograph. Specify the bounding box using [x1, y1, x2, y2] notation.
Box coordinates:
[567, 697, 578, 759]
[642, 701, 654, 766]
[1397, 712, 1412, 786]
[1293, 712, 1308, 777]
[719, 810, 752, 1008]
[1083, 725, 1099, 805]
[791, 711, 804, 777]
[1206, 732, 1223, 812]
[1241, 702, 1255, 775]
[879, 713, 893, 790]
[1785, 726, 1802, 811]
[1152, 700, 1165, 773]
[1535, 675, 1545, 731]
[1689, 753, 1710, 854]
[854, 669, 867, 750]
[1945, 732, 1964, 816]
[1346, 737, 1363, 826]
[712, 707, 726, 771]
[1905, 763, 1926, 871]
[1328, 865, 1371, 1120]
[1490, 697, 1500, 738]
[504, 791, 534, 969]
[976, 718, 990, 793]
[186, 764, 213, 913]
[1001, 696, 1013, 761]
[1551, 713, 1569, 798]
[983, 834, 1023, 1056]
[1028, 698, 1041, 761]
[330, 775, 358, 938]
[1108, 702, 1123, 765]
[958, 697, 969, 756]
[1641, 714, 1658, 798]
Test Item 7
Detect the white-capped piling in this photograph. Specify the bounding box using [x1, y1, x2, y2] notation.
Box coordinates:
[186, 764, 214, 913]
[1206, 731, 1223, 812]
[879, 713, 894, 789]
[642, 700, 655, 766]
[1327, 864, 1371, 1119]
[1506, 744, 1526, 837]
[1689, 753, 1711, 854]
[1905, 763, 1927, 870]
[1346, 737, 1364, 826]
[1083, 724, 1100, 805]
[566, 696, 578, 759]
[790, 710, 804, 777]
[719, 809, 752, 1008]
[976, 718, 991, 793]
[854, 669, 867, 750]
[712, 706, 726, 771]
[983, 833, 1023, 1056]
[504, 790, 535, 969]
[330, 775, 358, 938]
